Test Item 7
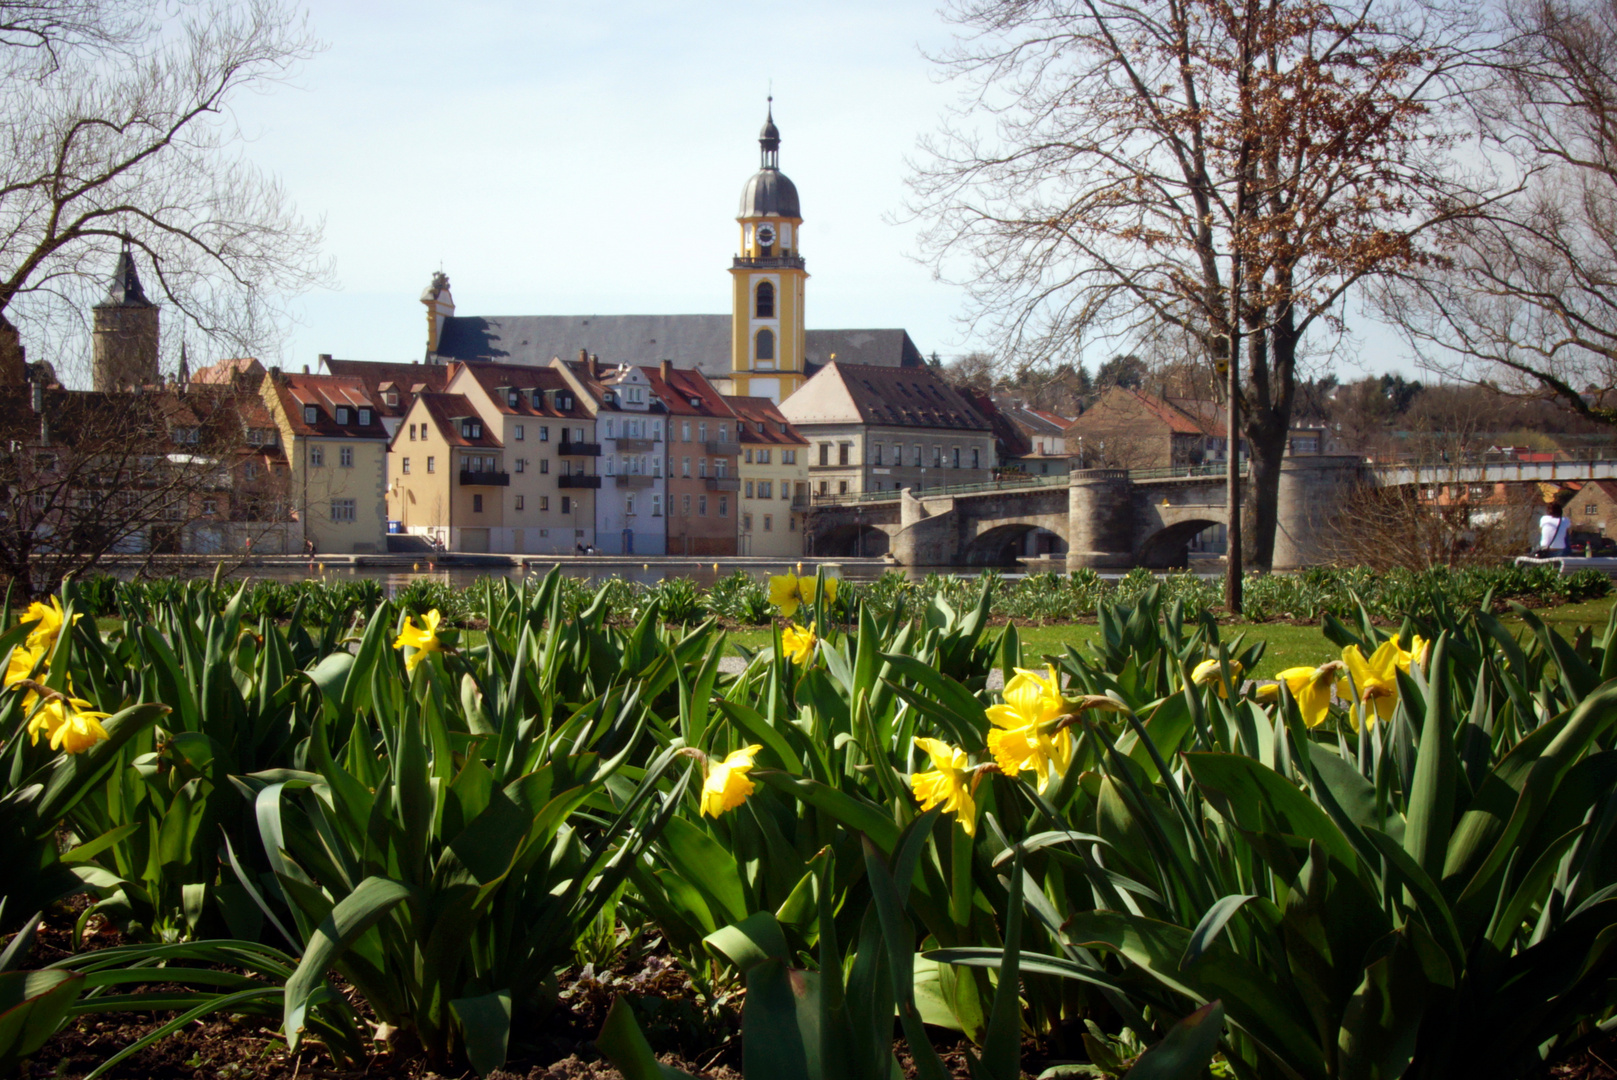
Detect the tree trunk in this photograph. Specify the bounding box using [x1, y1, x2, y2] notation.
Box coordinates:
[1243, 419, 1290, 571]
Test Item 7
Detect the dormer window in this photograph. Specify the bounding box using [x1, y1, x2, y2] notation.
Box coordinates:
[335, 406, 351, 425]
[461, 420, 482, 439]
[559, 393, 573, 411]
[358, 408, 372, 426]
[507, 390, 519, 408]
[303, 405, 318, 424]
[385, 390, 398, 407]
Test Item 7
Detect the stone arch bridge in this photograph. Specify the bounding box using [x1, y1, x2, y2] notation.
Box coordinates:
[809, 456, 1617, 570]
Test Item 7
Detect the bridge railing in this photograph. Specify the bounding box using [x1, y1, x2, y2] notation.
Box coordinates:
[811, 472, 1070, 507]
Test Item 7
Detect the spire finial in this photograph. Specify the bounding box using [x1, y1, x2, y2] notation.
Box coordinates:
[759, 95, 780, 169]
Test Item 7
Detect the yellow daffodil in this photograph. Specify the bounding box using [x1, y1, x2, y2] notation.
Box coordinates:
[986, 666, 1073, 791]
[1273, 665, 1337, 727]
[700, 744, 763, 817]
[393, 609, 443, 672]
[22, 597, 76, 654]
[799, 575, 839, 607]
[1337, 640, 1402, 731]
[4, 644, 41, 690]
[27, 696, 110, 755]
[911, 737, 977, 836]
[1397, 634, 1431, 673]
[1191, 658, 1244, 699]
[768, 574, 804, 617]
[781, 624, 817, 666]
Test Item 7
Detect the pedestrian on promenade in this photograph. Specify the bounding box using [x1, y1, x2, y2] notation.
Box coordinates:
[1538, 502, 1572, 557]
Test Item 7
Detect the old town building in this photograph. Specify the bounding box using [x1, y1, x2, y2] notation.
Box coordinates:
[726, 395, 809, 556]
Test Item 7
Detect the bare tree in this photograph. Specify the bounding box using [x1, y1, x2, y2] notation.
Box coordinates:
[910, 0, 1493, 571]
[1378, 0, 1617, 424]
[1328, 481, 1539, 569]
[0, 0, 329, 381]
[0, 382, 292, 598]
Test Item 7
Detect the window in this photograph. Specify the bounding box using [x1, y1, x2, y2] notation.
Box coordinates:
[839, 481, 849, 494]
[745, 480, 755, 498]
[952, 447, 961, 469]
[461, 420, 482, 439]
[819, 480, 828, 494]
[304, 405, 318, 425]
[718, 496, 728, 517]
[605, 455, 616, 476]
[759, 481, 772, 499]
[972, 448, 980, 469]
[558, 393, 573, 411]
[682, 494, 691, 515]
[540, 459, 550, 474]
[933, 446, 942, 468]
[336, 407, 350, 425]
[699, 422, 708, 442]
[653, 456, 662, 476]
[839, 443, 851, 465]
[561, 496, 571, 513]
[913, 444, 922, 466]
[763, 514, 772, 532]
[340, 446, 354, 468]
[626, 494, 636, 515]
[1588, 503, 1600, 515]
[782, 449, 795, 465]
[745, 448, 754, 464]
[699, 458, 709, 478]
[359, 408, 372, 426]
[330, 498, 356, 522]
[781, 485, 790, 500]
[682, 421, 691, 441]
[717, 458, 730, 479]
[789, 515, 796, 531]
[743, 512, 753, 531]
[893, 443, 902, 464]
[873, 444, 883, 465]
[515, 495, 525, 510]
[402, 457, 411, 474]
[310, 445, 324, 467]
[681, 456, 691, 477]
[409, 424, 417, 440]
[427, 456, 436, 473]
[473, 494, 483, 512]
[756, 281, 775, 318]
[758, 449, 771, 464]
[385, 390, 398, 407]
[819, 443, 830, 466]
[539, 496, 550, 511]
[719, 425, 729, 444]
[756, 328, 775, 361]
[508, 390, 520, 408]
[245, 461, 259, 481]
[539, 425, 550, 442]
[652, 493, 662, 516]
[699, 495, 708, 516]
[515, 458, 525, 473]
[515, 424, 525, 441]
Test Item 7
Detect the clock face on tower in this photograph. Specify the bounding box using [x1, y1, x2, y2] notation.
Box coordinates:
[756, 224, 776, 248]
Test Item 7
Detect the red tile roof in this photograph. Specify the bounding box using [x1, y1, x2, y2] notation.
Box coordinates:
[646, 365, 734, 419]
[725, 395, 809, 446]
[412, 393, 504, 448]
[322, 359, 449, 417]
[270, 374, 389, 439]
[451, 361, 592, 419]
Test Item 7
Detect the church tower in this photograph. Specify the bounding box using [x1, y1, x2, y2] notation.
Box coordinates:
[92, 242, 159, 391]
[730, 101, 806, 404]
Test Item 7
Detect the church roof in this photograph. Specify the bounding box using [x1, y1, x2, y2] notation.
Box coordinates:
[739, 169, 800, 219]
[784, 361, 991, 431]
[432, 315, 925, 381]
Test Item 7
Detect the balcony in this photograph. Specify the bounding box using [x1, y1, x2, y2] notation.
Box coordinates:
[558, 474, 602, 489]
[791, 496, 809, 510]
[558, 440, 601, 457]
[703, 441, 732, 456]
[615, 437, 657, 453]
[615, 474, 655, 489]
[459, 470, 510, 487]
[705, 477, 740, 492]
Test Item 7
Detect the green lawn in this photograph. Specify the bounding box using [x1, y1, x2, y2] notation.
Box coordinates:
[727, 594, 1617, 680]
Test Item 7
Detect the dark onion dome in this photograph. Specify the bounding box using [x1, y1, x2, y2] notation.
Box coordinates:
[739, 98, 801, 219]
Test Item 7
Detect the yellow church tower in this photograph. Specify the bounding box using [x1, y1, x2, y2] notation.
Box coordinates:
[729, 100, 806, 404]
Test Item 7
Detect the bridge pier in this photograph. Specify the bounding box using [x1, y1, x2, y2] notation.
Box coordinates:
[1066, 469, 1136, 569]
[1273, 455, 1365, 570]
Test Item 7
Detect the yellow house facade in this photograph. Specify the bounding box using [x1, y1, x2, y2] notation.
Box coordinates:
[726, 395, 809, 556]
[261, 369, 389, 554]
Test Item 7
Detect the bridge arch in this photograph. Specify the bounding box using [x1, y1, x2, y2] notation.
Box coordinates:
[1137, 517, 1224, 569]
[962, 522, 1069, 566]
[814, 523, 891, 558]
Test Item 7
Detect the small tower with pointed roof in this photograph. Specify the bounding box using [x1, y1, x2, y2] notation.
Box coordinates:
[422, 270, 455, 360]
[730, 99, 807, 404]
[92, 241, 159, 391]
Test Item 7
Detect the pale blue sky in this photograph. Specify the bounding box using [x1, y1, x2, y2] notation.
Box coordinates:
[229, 0, 1405, 377]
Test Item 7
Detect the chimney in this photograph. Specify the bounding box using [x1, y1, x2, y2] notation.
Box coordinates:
[589, 352, 601, 380]
[660, 359, 672, 384]
[302, 364, 310, 375]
